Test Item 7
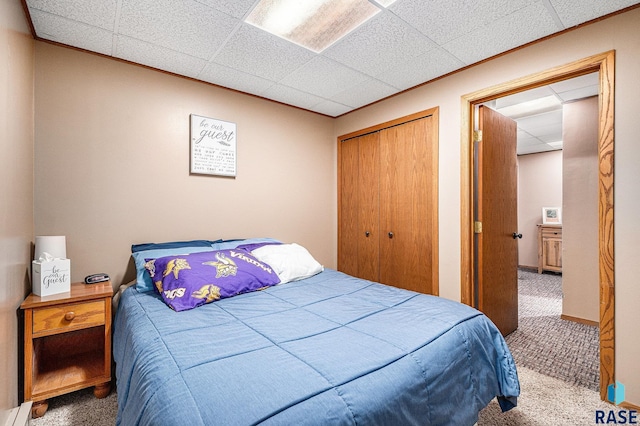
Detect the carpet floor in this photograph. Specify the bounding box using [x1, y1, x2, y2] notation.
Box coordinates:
[31, 270, 609, 425]
[505, 269, 599, 392]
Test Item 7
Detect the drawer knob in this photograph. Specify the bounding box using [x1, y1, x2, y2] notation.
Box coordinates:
[64, 312, 75, 321]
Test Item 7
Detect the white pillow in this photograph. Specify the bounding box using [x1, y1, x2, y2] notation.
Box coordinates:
[251, 243, 323, 284]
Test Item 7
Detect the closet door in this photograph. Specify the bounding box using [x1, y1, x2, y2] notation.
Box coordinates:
[338, 133, 379, 281]
[379, 116, 437, 294]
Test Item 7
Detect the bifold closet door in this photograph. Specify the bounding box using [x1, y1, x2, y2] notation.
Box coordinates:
[379, 116, 437, 294]
[338, 132, 379, 282]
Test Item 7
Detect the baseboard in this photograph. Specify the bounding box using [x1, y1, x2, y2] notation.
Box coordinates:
[620, 400, 640, 411]
[518, 265, 538, 272]
[560, 314, 599, 327]
[4, 401, 32, 426]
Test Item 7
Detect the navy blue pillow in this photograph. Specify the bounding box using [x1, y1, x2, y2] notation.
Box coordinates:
[131, 239, 222, 253]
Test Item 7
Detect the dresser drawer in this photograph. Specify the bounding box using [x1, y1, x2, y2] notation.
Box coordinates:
[32, 300, 105, 334]
[541, 228, 562, 238]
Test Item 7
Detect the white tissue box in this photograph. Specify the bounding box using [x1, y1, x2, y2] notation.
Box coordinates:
[32, 259, 71, 296]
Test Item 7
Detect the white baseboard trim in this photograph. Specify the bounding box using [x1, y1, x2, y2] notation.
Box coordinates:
[5, 402, 31, 426]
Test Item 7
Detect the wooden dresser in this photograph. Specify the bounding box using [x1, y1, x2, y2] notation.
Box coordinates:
[537, 224, 562, 273]
[20, 281, 113, 418]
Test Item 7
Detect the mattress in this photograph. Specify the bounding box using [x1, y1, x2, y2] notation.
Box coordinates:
[113, 269, 519, 425]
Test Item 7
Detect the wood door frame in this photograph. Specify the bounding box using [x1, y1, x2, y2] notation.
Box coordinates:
[459, 51, 615, 401]
[338, 107, 440, 295]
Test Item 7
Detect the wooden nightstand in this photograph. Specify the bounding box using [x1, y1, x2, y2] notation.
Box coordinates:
[20, 281, 113, 418]
[537, 224, 563, 274]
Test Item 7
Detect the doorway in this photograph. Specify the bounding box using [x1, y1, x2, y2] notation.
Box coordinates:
[459, 51, 615, 401]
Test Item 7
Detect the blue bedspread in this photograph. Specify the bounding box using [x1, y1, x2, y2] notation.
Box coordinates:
[113, 269, 519, 425]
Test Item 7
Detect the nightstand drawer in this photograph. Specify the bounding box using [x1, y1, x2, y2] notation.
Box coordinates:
[541, 228, 562, 238]
[32, 300, 105, 334]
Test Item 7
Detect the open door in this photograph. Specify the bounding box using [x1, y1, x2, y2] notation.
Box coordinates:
[475, 105, 519, 336]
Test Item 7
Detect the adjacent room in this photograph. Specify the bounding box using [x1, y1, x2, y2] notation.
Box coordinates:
[2, 0, 640, 425]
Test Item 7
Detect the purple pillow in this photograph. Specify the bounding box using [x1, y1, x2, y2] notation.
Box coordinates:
[145, 249, 280, 311]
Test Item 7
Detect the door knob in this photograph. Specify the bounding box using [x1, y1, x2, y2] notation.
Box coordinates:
[365, 231, 370, 237]
[388, 232, 394, 239]
[512, 233, 523, 239]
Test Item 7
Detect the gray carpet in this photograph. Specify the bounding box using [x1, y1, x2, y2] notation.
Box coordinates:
[31, 270, 606, 425]
[505, 269, 599, 392]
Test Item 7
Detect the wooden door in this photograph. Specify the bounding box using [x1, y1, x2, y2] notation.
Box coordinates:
[379, 116, 437, 294]
[338, 133, 379, 281]
[476, 105, 518, 336]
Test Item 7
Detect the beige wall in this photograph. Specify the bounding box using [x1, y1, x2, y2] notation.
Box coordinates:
[0, 0, 34, 421]
[562, 97, 599, 323]
[34, 42, 336, 289]
[517, 151, 563, 269]
[27, 6, 640, 408]
[335, 8, 640, 406]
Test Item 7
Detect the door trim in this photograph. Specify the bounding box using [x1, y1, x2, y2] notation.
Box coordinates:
[459, 50, 615, 401]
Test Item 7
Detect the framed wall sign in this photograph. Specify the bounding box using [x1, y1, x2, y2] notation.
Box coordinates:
[190, 114, 237, 177]
[542, 206, 562, 224]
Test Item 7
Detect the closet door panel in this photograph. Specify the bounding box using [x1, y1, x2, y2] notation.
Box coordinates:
[338, 137, 360, 277]
[357, 133, 380, 281]
[379, 117, 436, 294]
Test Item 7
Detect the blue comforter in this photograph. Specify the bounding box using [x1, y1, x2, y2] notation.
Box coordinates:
[114, 269, 519, 425]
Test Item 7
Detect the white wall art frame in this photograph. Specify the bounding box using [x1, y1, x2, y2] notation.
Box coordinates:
[190, 114, 237, 177]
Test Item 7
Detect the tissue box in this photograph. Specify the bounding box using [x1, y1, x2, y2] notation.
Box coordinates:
[32, 259, 71, 296]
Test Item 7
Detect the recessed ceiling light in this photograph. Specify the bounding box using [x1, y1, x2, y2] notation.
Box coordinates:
[245, 0, 382, 53]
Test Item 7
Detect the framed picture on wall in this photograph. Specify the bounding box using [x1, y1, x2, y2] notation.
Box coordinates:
[189, 114, 237, 177]
[542, 207, 562, 224]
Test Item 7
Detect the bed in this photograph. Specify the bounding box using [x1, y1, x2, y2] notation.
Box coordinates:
[113, 240, 519, 425]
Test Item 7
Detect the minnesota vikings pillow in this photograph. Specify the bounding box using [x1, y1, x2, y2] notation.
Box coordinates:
[144, 249, 280, 311]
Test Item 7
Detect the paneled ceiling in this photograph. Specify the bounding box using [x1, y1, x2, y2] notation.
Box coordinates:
[483, 72, 599, 155]
[24, 0, 638, 117]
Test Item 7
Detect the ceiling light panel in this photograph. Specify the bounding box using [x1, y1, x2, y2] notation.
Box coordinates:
[245, 0, 381, 53]
[212, 24, 316, 81]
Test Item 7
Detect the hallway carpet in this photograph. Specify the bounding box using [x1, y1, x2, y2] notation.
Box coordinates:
[504, 269, 599, 392]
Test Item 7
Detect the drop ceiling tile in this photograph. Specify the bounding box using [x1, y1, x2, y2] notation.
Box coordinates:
[199, 62, 275, 95]
[516, 109, 562, 135]
[550, 72, 599, 102]
[310, 100, 352, 117]
[117, 0, 239, 60]
[548, 0, 640, 27]
[495, 86, 555, 109]
[29, 10, 114, 56]
[550, 73, 598, 92]
[279, 57, 369, 99]
[556, 86, 599, 103]
[260, 84, 326, 111]
[26, 0, 117, 31]
[375, 46, 464, 90]
[442, 2, 558, 65]
[115, 36, 207, 79]
[389, 0, 537, 45]
[194, 0, 258, 19]
[517, 131, 541, 146]
[537, 132, 563, 144]
[212, 24, 316, 82]
[323, 11, 437, 77]
[331, 78, 397, 108]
